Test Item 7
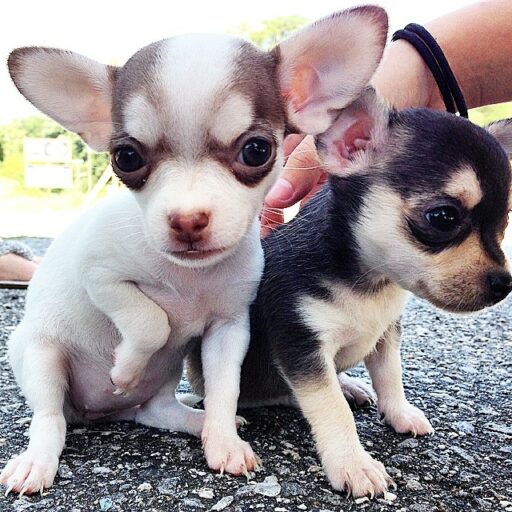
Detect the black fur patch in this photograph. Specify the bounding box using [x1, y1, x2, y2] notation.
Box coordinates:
[188, 108, 512, 404]
[387, 109, 511, 260]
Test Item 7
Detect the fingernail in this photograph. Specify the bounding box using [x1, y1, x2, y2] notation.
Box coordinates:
[267, 178, 294, 202]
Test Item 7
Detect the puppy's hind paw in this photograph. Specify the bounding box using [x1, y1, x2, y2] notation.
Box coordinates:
[338, 373, 376, 409]
[379, 401, 433, 437]
[0, 450, 58, 496]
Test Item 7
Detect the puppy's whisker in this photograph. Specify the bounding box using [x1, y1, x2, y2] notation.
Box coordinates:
[282, 166, 324, 171]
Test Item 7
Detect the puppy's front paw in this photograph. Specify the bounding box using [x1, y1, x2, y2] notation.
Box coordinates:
[379, 401, 433, 437]
[323, 448, 393, 498]
[110, 348, 147, 396]
[202, 428, 260, 477]
[0, 450, 59, 496]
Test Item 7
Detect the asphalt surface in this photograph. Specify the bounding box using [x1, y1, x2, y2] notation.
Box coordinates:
[0, 238, 511, 512]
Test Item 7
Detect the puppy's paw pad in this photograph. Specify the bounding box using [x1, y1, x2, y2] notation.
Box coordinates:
[380, 402, 433, 436]
[338, 373, 375, 408]
[325, 449, 392, 498]
[0, 451, 58, 496]
[203, 433, 259, 476]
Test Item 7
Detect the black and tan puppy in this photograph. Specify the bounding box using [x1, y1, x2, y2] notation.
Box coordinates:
[188, 89, 512, 498]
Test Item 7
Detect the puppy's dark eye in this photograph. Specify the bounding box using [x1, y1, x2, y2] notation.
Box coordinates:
[425, 206, 461, 231]
[238, 138, 272, 167]
[114, 147, 144, 173]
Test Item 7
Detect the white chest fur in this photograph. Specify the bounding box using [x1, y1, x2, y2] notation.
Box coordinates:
[298, 282, 408, 370]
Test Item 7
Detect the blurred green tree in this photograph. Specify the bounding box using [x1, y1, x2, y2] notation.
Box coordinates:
[0, 116, 109, 186]
[232, 15, 308, 49]
[470, 102, 512, 126]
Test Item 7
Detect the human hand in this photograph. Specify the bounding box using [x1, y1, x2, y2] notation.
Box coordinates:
[261, 135, 327, 237]
[260, 39, 440, 238]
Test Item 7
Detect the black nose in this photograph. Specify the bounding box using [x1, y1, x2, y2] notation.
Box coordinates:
[487, 271, 512, 302]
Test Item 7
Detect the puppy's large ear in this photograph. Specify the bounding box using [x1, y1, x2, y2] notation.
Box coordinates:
[486, 119, 512, 158]
[316, 87, 389, 176]
[8, 47, 117, 151]
[275, 6, 387, 135]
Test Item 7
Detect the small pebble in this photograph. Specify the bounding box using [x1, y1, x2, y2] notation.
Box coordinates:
[99, 498, 113, 511]
[58, 463, 74, 479]
[197, 487, 214, 499]
[383, 491, 397, 502]
[254, 475, 281, 497]
[406, 479, 423, 491]
[210, 496, 234, 511]
[281, 481, 305, 496]
[137, 482, 152, 492]
[181, 498, 205, 509]
[398, 438, 419, 449]
[158, 477, 179, 495]
[93, 466, 112, 475]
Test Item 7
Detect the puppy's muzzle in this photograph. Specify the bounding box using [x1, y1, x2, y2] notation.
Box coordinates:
[169, 211, 210, 244]
[487, 270, 512, 303]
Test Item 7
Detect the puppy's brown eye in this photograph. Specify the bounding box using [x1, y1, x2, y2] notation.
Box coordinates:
[238, 138, 272, 167]
[425, 206, 461, 231]
[114, 147, 144, 173]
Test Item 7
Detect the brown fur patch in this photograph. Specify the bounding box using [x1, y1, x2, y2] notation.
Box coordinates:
[111, 41, 163, 128]
[422, 232, 500, 311]
[207, 121, 277, 187]
[232, 41, 285, 129]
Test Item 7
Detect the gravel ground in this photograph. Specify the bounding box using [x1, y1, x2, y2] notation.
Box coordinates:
[1, 238, 511, 512]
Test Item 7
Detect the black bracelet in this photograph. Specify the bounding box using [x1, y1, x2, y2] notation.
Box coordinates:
[392, 24, 468, 118]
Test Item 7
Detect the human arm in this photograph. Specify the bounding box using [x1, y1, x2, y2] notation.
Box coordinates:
[262, 0, 512, 232]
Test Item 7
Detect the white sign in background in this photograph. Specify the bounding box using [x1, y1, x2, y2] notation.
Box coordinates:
[24, 138, 73, 189]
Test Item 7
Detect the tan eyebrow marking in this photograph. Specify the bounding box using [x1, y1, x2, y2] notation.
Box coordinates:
[445, 165, 482, 209]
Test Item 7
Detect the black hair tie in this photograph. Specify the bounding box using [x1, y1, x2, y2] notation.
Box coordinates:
[392, 24, 468, 118]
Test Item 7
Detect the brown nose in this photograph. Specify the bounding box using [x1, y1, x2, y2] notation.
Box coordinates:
[169, 211, 210, 243]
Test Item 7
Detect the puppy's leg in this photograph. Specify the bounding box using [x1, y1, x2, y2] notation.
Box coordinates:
[85, 277, 170, 395]
[338, 373, 375, 408]
[132, 371, 205, 437]
[201, 314, 259, 477]
[365, 322, 433, 436]
[0, 342, 67, 496]
[290, 356, 392, 498]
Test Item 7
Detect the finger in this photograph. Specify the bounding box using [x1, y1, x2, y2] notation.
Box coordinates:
[266, 135, 324, 209]
[283, 134, 306, 159]
[300, 171, 329, 207]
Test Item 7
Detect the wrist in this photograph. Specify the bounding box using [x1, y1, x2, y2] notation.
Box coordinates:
[371, 39, 439, 110]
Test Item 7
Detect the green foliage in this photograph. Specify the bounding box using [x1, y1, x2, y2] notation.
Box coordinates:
[90, 152, 110, 180]
[469, 101, 512, 126]
[232, 15, 308, 49]
[0, 115, 110, 186]
[1, 153, 23, 182]
[0, 116, 67, 156]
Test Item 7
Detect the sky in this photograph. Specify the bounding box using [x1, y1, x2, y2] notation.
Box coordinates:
[1, 0, 477, 123]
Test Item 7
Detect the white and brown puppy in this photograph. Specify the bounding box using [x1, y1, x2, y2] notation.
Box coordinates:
[188, 89, 512, 497]
[0, 7, 388, 496]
